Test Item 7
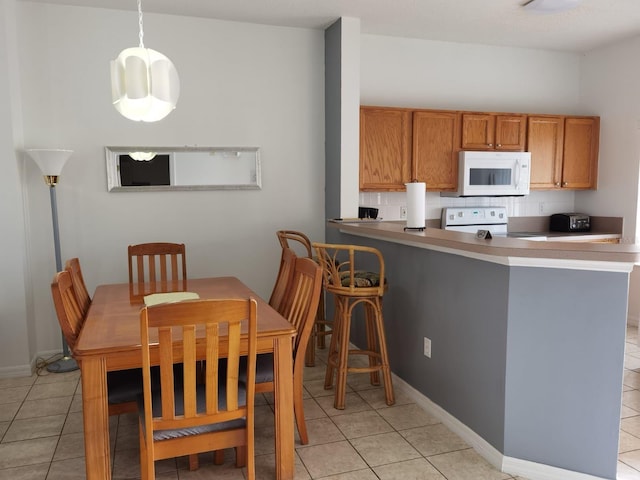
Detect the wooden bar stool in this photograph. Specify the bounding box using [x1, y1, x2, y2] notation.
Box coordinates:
[312, 242, 395, 410]
[276, 230, 330, 366]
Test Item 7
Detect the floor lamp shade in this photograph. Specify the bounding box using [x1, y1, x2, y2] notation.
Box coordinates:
[26, 149, 73, 185]
[111, 46, 180, 122]
[25, 148, 78, 372]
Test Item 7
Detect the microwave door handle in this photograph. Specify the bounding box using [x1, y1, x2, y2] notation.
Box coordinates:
[515, 160, 520, 188]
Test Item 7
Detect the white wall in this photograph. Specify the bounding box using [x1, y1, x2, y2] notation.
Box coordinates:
[358, 34, 585, 221]
[579, 36, 640, 325]
[0, 2, 325, 374]
[0, 0, 32, 376]
[579, 36, 640, 243]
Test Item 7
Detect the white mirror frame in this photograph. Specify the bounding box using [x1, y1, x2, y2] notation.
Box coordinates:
[106, 146, 261, 192]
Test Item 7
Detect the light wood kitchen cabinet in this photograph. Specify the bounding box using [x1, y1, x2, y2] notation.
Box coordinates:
[360, 105, 600, 192]
[461, 113, 527, 151]
[527, 115, 564, 189]
[528, 115, 599, 190]
[412, 110, 461, 191]
[562, 116, 599, 189]
[359, 106, 412, 191]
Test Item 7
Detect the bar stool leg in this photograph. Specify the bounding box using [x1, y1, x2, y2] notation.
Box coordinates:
[372, 299, 395, 406]
[365, 301, 381, 386]
[317, 289, 327, 348]
[333, 297, 352, 410]
[324, 297, 342, 390]
[305, 289, 327, 367]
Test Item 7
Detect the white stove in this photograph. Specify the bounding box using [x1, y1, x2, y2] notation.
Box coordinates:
[441, 206, 547, 240]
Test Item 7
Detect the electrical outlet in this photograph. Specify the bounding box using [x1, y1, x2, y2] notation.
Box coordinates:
[400, 206, 407, 219]
[423, 337, 432, 358]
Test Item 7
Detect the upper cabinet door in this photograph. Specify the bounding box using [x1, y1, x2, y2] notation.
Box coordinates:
[359, 107, 412, 191]
[562, 117, 599, 189]
[412, 110, 461, 191]
[494, 115, 527, 150]
[461, 113, 494, 150]
[461, 113, 526, 151]
[527, 116, 564, 189]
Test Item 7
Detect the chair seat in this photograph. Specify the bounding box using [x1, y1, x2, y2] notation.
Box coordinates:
[138, 382, 247, 441]
[339, 270, 381, 288]
[233, 354, 274, 385]
[107, 369, 144, 405]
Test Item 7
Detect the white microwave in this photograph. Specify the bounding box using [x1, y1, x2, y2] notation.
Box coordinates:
[441, 150, 531, 197]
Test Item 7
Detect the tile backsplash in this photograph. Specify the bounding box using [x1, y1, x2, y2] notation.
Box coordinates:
[359, 190, 576, 223]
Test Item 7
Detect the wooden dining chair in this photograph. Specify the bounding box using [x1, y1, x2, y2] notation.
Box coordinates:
[276, 230, 329, 367]
[138, 298, 257, 480]
[128, 242, 187, 299]
[254, 256, 322, 445]
[51, 270, 143, 416]
[64, 257, 91, 316]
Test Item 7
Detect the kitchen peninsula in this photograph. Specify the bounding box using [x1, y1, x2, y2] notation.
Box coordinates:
[328, 220, 640, 480]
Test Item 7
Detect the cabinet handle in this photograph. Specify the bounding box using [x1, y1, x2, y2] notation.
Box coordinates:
[496, 144, 502, 148]
[555, 182, 561, 186]
[488, 143, 493, 147]
[562, 182, 567, 187]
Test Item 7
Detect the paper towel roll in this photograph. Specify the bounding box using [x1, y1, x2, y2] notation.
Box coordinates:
[405, 182, 426, 229]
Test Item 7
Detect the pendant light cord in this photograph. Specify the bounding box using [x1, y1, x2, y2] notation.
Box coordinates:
[138, 0, 144, 48]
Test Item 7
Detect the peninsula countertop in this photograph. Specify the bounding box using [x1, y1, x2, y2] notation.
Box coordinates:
[329, 219, 640, 266]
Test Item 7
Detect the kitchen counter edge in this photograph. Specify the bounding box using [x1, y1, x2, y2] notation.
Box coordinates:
[329, 220, 640, 271]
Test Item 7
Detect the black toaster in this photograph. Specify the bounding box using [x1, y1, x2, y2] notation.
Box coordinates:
[549, 213, 591, 232]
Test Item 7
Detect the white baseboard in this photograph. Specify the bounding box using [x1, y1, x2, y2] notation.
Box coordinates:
[391, 373, 610, 480]
[502, 456, 610, 480]
[0, 363, 33, 378]
[0, 349, 63, 379]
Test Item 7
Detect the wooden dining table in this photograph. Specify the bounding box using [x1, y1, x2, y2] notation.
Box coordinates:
[73, 276, 297, 480]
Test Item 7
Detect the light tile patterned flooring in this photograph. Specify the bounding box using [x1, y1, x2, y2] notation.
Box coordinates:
[3, 328, 640, 479]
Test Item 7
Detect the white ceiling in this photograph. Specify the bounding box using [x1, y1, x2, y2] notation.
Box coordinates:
[24, 0, 640, 53]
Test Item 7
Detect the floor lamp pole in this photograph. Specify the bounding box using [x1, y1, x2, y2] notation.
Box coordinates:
[46, 184, 78, 373]
[25, 148, 78, 374]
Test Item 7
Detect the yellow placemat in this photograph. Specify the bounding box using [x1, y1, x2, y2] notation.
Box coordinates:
[143, 291, 200, 306]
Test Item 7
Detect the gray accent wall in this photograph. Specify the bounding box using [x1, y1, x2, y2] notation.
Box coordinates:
[504, 267, 627, 478]
[336, 231, 628, 480]
[324, 19, 342, 224]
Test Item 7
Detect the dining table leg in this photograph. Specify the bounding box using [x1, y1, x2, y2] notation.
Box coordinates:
[273, 335, 295, 480]
[79, 356, 111, 479]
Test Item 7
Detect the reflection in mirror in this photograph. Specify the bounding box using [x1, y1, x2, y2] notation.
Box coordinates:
[106, 146, 261, 191]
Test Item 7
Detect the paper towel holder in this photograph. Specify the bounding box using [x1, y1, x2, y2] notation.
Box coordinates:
[404, 180, 426, 232]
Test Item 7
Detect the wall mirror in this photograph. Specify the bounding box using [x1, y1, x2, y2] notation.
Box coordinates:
[106, 146, 261, 191]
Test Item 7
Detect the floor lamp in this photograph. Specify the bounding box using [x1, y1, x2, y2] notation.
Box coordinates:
[26, 149, 78, 373]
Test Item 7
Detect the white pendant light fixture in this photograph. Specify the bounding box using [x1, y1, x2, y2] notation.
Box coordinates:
[110, 0, 180, 122]
[128, 151, 157, 161]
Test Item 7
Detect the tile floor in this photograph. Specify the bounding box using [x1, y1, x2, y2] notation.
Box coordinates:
[3, 328, 640, 479]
